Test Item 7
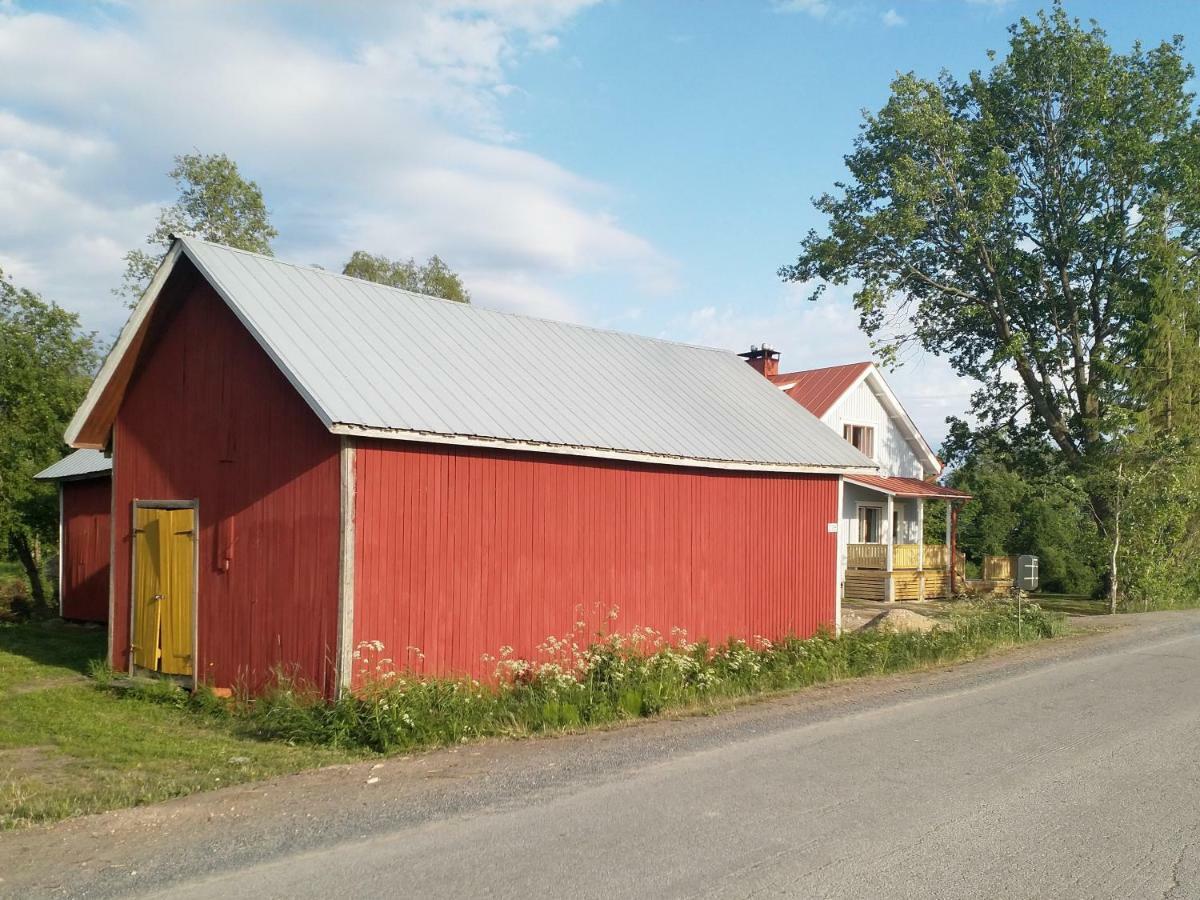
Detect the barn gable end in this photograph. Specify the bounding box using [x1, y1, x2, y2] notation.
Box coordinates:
[110, 269, 342, 693]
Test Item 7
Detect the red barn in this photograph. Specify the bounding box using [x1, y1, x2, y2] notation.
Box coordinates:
[34, 449, 112, 622]
[66, 238, 875, 695]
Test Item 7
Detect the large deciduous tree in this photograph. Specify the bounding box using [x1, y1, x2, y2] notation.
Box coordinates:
[342, 251, 471, 303]
[120, 153, 277, 303]
[0, 273, 100, 607]
[781, 4, 1200, 476]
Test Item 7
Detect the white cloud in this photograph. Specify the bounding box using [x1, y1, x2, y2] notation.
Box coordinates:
[0, 1, 674, 334]
[673, 282, 973, 450]
[771, 0, 831, 19]
[881, 8, 906, 27]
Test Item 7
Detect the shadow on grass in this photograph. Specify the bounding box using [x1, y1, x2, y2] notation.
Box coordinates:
[0, 620, 107, 678]
[1030, 594, 1109, 617]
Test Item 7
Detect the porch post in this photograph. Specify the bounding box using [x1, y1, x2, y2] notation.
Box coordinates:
[945, 501, 952, 555]
[885, 494, 895, 603]
[916, 497, 925, 601]
[949, 502, 959, 595]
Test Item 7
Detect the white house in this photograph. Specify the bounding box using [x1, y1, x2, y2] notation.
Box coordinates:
[740, 347, 971, 602]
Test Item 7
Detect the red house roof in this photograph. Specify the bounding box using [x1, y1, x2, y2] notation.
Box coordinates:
[770, 362, 871, 417]
[844, 474, 971, 500]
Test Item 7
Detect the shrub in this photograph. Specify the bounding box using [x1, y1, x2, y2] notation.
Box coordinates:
[240, 601, 1063, 753]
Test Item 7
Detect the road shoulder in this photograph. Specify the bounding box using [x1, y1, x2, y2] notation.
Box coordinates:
[2, 611, 1181, 899]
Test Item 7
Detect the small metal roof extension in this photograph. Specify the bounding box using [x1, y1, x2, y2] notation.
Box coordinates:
[66, 238, 878, 476]
[33, 449, 112, 482]
[844, 474, 971, 500]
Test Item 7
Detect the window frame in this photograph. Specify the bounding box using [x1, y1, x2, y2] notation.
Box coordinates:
[855, 503, 884, 544]
[842, 422, 876, 459]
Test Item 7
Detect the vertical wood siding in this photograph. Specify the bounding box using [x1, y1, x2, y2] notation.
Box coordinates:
[111, 274, 342, 693]
[354, 440, 839, 680]
[60, 477, 112, 622]
[824, 379, 925, 478]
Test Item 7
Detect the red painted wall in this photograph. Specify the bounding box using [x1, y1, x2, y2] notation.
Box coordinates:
[111, 273, 342, 693]
[60, 476, 111, 622]
[353, 440, 838, 680]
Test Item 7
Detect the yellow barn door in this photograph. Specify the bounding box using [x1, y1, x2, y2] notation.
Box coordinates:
[132, 506, 195, 677]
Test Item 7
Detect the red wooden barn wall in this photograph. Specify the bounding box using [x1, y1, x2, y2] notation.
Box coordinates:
[59, 476, 111, 622]
[353, 440, 838, 680]
[111, 272, 342, 694]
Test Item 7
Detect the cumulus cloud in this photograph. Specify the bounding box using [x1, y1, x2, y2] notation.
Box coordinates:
[881, 8, 906, 27]
[0, 0, 673, 335]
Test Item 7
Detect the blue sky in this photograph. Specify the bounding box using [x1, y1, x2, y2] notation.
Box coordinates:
[4, 1, 1200, 447]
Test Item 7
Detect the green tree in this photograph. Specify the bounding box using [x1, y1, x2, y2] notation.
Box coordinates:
[949, 444, 1103, 596]
[342, 251, 471, 303]
[0, 272, 100, 607]
[1091, 234, 1200, 610]
[781, 4, 1200, 479]
[120, 153, 277, 303]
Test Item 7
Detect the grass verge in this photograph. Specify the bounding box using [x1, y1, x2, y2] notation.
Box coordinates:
[2, 600, 1064, 829]
[246, 601, 1065, 753]
[0, 622, 357, 830]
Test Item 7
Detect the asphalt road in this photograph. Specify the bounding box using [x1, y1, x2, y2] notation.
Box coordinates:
[7, 611, 1200, 899]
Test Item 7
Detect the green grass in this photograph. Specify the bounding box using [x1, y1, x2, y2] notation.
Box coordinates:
[248, 602, 1066, 754]
[1028, 593, 1110, 616]
[0, 622, 358, 829]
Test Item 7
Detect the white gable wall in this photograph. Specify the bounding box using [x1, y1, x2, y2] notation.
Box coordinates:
[821, 377, 926, 478]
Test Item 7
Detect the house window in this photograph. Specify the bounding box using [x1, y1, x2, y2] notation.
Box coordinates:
[843, 424, 875, 458]
[857, 505, 882, 543]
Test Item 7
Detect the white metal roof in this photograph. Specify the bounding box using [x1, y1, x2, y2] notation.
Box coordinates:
[34, 449, 111, 481]
[68, 238, 876, 474]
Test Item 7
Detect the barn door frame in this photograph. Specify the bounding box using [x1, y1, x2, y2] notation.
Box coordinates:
[128, 498, 199, 684]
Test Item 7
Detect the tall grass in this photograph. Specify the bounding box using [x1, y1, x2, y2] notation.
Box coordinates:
[243, 601, 1064, 753]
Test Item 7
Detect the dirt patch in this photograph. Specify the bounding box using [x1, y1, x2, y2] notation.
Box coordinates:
[868, 608, 940, 633]
[6, 675, 88, 697]
[841, 609, 883, 632]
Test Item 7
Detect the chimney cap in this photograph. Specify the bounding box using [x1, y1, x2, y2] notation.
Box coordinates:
[738, 344, 779, 360]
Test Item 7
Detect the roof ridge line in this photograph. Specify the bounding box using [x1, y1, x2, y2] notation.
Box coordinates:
[179, 237, 733, 357]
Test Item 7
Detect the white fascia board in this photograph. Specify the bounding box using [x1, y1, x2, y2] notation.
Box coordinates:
[330, 423, 881, 476]
[65, 243, 186, 448]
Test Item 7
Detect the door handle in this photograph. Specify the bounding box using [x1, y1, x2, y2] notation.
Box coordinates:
[152, 594, 164, 601]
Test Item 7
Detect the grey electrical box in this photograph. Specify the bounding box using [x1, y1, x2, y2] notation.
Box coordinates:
[1017, 555, 1039, 591]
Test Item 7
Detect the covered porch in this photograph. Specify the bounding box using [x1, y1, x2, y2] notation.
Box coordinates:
[841, 474, 972, 603]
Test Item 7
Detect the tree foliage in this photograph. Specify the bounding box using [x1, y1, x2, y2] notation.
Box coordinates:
[782, 3, 1200, 470]
[120, 153, 277, 303]
[0, 272, 100, 606]
[1088, 235, 1200, 609]
[342, 251, 471, 303]
[949, 449, 1104, 596]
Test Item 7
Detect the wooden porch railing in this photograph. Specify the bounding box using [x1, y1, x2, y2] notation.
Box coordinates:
[844, 545, 969, 603]
[846, 543, 888, 569]
[846, 543, 953, 571]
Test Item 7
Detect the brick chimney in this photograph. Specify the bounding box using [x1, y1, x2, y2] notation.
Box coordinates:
[739, 344, 780, 378]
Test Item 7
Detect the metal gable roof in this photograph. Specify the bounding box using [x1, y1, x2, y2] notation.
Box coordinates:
[34, 449, 111, 482]
[770, 362, 872, 418]
[69, 238, 876, 473]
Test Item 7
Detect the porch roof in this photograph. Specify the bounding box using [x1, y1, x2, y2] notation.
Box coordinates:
[844, 474, 971, 500]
